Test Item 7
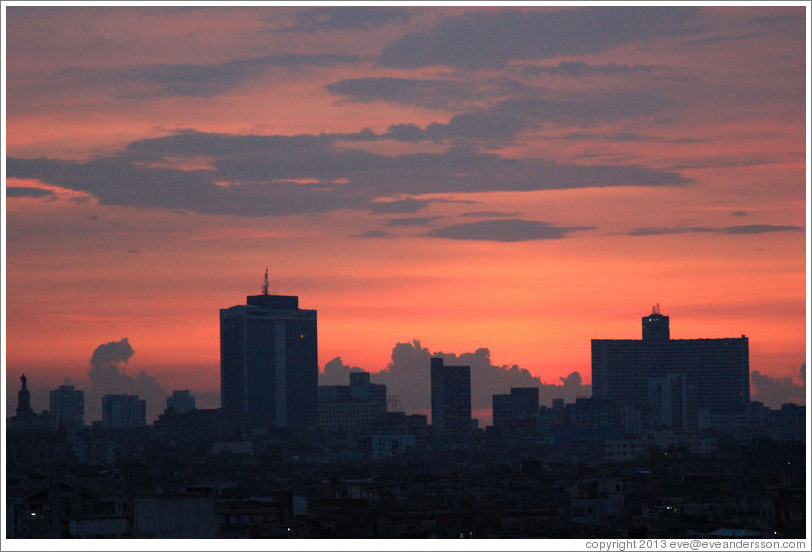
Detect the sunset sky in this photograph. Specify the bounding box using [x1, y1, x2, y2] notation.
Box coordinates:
[3, 3, 809, 418]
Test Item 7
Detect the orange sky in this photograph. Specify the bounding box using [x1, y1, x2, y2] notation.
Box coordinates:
[3, 4, 809, 415]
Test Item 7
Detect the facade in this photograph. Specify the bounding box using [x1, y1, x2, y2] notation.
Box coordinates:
[492, 387, 539, 428]
[101, 394, 146, 428]
[133, 494, 215, 538]
[370, 434, 417, 461]
[319, 402, 385, 432]
[604, 438, 648, 463]
[49, 385, 85, 427]
[369, 412, 429, 440]
[430, 357, 471, 438]
[220, 276, 318, 429]
[647, 373, 695, 429]
[71, 433, 116, 465]
[592, 308, 749, 419]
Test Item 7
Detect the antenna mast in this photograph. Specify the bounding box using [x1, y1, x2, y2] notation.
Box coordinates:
[262, 268, 270, 295]
[652, 303, 660, 315]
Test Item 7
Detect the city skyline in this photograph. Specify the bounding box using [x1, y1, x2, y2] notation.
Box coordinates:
[7, 347, 806, 541]
[5, 305, 805, 428]
[4, 290, 808, 542]
[3, 4, 809, 417]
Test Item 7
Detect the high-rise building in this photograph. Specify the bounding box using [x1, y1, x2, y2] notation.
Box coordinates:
[49, 385, 85, 427]
[430, 357, 471, 438]
[492, 387, 539, 428]
[591, 307, 749, 417]
[166, 390, 196, 415]
[220, 271, 318, 429]
[318, 370, 387, 431]
[101, 394, 146, 428]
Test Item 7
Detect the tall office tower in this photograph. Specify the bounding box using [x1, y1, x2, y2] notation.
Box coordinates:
[49, 385, 85, 427]
[166, 390, 196, 415]
[220, 271, 318, 429]
[592, 307, 749, 418]
[102, 394, 146, 428]
[430, 357, 472, 438]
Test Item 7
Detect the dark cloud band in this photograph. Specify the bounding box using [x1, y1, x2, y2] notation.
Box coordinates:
[7, 130, 689, 218]
[427, 219, 593, 242]
[381, 7, 699, 69]
[628, 225, 804, 236]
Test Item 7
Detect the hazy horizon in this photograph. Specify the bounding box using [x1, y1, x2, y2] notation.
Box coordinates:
[5, 333, 805, 426]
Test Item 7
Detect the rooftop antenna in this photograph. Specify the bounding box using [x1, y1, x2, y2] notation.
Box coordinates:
[262, 268, 270, 296]
[652, 303, 660, 315]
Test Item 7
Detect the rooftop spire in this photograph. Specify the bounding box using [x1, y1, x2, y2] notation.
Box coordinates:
[262, 268, 270, 296]
[17, 373, 33, 417]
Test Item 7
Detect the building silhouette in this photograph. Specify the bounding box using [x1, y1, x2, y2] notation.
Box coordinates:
[318, 371, 387, 431]
[430, 357, 471, 438]
[166, 390, 196, 415]
[101, 394, 146, 428]
[493, 387, 539, 428]
[9, 373, 49, 430]
[591, 306, 749, 424]
[15, 374, 34, 420]
[49, 385, 85, 427]
[220, 271, 318, 429]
